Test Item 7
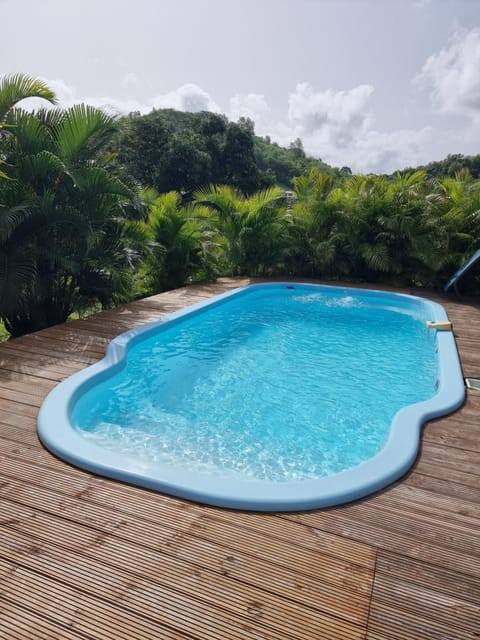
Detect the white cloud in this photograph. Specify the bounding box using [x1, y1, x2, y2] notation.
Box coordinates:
[283, 83, 374, 150]
[46, 79, 136, 114]
[263, 116, 432, 174]
[19, 79, 221, 117]
[46, 78, 78, 104]
[245, 82, 429, 173]
[418, 27, 480, 120]
[229, 93, 270, 125]
[333, 126, 433, 174]
[151, 83, 220, 113]
[288, 83, 374, 134]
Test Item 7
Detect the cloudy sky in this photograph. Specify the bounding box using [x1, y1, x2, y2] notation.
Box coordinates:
[2, 0, 480, 173]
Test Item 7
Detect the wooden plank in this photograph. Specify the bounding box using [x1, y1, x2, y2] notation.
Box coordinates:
[0, 559, 202, 640]
[0, 436, 378, 572]
[0, 386, 45, 408]
[0, 600, 95, 640]
[367, 483, 479, 522]
[1, 338, 105, 363]
[0, 355, 81, 381]
[406, 471, 480, 504]
[419, 440, 480, 476]
[0, 480, 373, 621]
[412, 459, 480, 489]
[0, 398, 41, 418]
[0, 523, 366, 639]
[374, 551, 480, 605]
[0, 410, 37, 431]
[366, 551, 480, 640]
[291, 504, 480, 577]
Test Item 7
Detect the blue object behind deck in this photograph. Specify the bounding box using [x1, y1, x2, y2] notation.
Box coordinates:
[444, 249, 480, 293]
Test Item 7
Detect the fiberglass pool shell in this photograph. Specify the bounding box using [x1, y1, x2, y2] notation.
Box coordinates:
[37, 283, 465, 511]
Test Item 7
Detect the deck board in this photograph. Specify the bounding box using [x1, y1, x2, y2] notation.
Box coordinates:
[0, 277, 479, 639]
[366, 552, 480, 640]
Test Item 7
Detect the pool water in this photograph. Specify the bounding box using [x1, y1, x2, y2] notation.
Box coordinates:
[72, 286, 437, 482]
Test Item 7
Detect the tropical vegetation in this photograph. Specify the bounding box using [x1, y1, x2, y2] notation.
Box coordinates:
[1, 73, 479, 340]
[0, 73, 144, 336]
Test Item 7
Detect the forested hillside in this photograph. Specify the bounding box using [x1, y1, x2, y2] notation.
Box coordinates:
[112, 109, 340, 197]
[402, 153, 480, 179]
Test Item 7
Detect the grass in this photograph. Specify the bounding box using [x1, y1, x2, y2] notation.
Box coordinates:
[0, 322, 9, 342]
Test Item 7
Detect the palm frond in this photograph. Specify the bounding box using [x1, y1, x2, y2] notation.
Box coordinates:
[361, 243, 391, 272]
[17, 150, 66, 183]
[54, 104, 118, 163]
[0, 202, 35, 242]
[246, 186, 283, 214]
[0, 73, 56, 121]
[70, 166, 133, 200]
[194, 184, 242, 215]
[4, 108, 54, 155]
[0, 248, 37, 316]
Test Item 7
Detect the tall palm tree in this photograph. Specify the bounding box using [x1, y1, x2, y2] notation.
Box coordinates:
[0, 75, 143, 337]
[0, 74, 57, 320]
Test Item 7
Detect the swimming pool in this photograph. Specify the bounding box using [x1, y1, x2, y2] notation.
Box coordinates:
[38, 283, 465, 511]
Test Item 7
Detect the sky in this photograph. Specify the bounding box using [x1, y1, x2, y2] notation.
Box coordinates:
[2, 0, 480, 173]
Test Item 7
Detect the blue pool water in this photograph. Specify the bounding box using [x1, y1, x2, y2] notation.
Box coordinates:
[38, 283, 465, 510]
[72, 287, 437, 481]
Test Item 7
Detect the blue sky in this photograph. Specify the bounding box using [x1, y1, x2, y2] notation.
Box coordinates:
[3, 0, 480, 172]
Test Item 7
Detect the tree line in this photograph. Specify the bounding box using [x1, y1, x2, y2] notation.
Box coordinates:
[111, 109, 340, 198]
[0, 74, 478, 339]
[401, 153, 480, 180]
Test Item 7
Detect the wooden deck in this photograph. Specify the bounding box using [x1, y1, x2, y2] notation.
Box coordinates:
[0, 278, 479, 640]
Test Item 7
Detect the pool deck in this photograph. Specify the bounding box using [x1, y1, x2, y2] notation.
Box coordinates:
[0, 277, 478, 640]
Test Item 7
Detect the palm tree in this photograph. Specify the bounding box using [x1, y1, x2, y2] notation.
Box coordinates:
[0, 74, 57, 323]
[0, 73, 56, 180]
[194, 184, 288, 276]
[139, 189, 216, 293]
[0, 74, 143, 337]
[287, 170, 347, 276]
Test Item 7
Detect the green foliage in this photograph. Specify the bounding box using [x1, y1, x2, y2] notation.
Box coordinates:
[285, 168, 479, 289]
[113, 109, 272, 198]
[254, 136, 339, 188]
[195, 184, 289, 276]
[138, 189, 217, 294]
[0, 73, 56, 121]
[112, 109, 341, 197]
[0, 74, 144, 337]
[403, 153, 480, 180]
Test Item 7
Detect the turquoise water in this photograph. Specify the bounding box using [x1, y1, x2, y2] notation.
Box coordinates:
[71, 286, 437, 482]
